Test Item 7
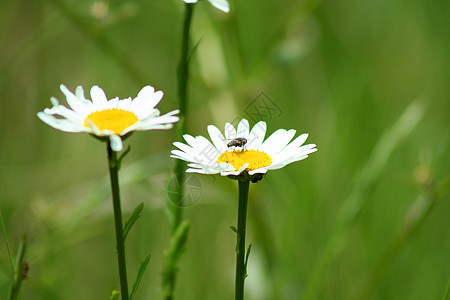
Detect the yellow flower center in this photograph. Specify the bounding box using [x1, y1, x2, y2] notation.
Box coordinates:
[217, 150, 272, 171]
[84, 109, 139, 135]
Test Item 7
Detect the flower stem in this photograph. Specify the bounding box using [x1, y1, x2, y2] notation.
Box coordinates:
[107, 143, 129, 300]
[235, 180, 250, 300]
[163, 4, 195, 300]
[172, 3, 195, 231]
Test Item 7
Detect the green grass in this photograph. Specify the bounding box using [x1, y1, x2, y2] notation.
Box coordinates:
[0, 0, 449, 299]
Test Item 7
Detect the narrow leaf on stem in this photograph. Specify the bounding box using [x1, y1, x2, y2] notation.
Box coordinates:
[130, 254, 151, 300]
[244, 244, 252, 278]
[123, 203, 144, 241]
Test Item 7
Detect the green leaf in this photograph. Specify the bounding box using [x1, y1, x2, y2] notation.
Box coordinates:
[110, 288, 120, 300]
[129, 254, 151, 300]
[230, 226, 242, 253]
[188, 37, 203, 62]
[117, 145, 131, 170]
[229, 226, 238, 234]
[244, 244, 252, 278]
[123, 203, 144, 241]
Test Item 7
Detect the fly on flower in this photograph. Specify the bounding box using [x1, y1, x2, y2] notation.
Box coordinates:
[171, 119, 317, 182]
[226, 137, 247, 150]
[37, 85, 180, 151]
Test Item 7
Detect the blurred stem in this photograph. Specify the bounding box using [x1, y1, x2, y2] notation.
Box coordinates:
[0, 210, 14, 273]
[45, 0, 147, 86]
[107, 143, 129, 300]
[235, 180, 250, 300]
[8, 234, 27, 300]
[172, 3, 195, 230]
[163, 4, 195, 300]
[162, 222, 190, 300]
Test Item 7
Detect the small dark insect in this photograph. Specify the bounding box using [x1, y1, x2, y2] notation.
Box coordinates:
[227, 137, 247, 149]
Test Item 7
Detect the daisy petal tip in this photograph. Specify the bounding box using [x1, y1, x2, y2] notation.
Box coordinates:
[109, 135, 124, 152]
[50, 97, 59, 106]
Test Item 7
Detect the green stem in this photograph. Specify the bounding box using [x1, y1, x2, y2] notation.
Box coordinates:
[0, 210, 14, 273]
[107, 143, 129, 300]
[8, 234, 27, 300]
[172, 3, 195, 231]
[163, 5, 195, 300]
[235, 180, 250, 300]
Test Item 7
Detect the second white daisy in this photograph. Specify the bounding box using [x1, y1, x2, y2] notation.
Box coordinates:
[171, 118, 317, 180]
[38, 85, 179, 151]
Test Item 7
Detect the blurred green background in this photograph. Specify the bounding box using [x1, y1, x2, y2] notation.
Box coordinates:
[0, 0, 449, 299]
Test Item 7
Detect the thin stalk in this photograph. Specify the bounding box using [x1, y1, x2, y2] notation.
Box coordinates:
[0, 210, 14, 273]
[172, 3, 195, 231]
[235, 180, 250, 300]
[107, 143, 129, 300]
[163, 5, 195, 300]
[8, 234, 27, 300]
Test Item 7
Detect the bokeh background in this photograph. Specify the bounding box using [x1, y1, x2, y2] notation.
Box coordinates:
[0, 0, 449, 299]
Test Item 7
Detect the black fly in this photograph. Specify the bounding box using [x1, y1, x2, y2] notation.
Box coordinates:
[227, 137, 247, 149]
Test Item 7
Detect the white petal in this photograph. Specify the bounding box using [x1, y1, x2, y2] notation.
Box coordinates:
[183, 134, 198, 148]
[208, 0, 229, 12]
[171, 150, 197, 162]
[186, 167, 217, 174]
[267, 155, 309, 170]
[60, 84, 91, 114]
[37, 112, 89, 133]
[183, 0, 198, 3]
[224, 122, 236, 140]
[118, 97, 133, 110]
[75, 86, 85, 99]
[272, 141, 316, 164]
[247, 121, 266, 149]
[43, 103, 85, 123]
[207, 125, 227, 153]
[248, 168, 268, 175]
[188, 163, 222, 174]
[260, 129, 296, 156]
[130, 86, 163, 114]
[236, 119, 250, 139]
[122, 109, 179, 135]
[217, 162, 237, 171]
[135, 108, 159, 120]
[50, 96, 59, 106]
[173, 141, 196, 155]
[109, 135, 123, 151]
[108, 97, 120, 108]
[187, 137, 221, 166]
[220, 163, 248, 176]
[90, 85, 109, 107]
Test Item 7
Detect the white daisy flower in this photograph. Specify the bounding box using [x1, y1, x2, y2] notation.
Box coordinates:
[183, 0, 229, 13]
[171, 119, 317, 181]
[38, 85, 180, 152]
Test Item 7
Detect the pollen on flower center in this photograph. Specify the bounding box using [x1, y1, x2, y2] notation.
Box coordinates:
[217, 150, 272, 171]
[84, 108, 139, 135]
